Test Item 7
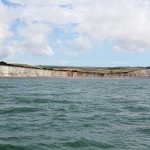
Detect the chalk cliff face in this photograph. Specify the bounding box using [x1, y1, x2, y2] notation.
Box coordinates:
[127, 69, 150, 77]
[0, 65, 102, 77]
[0, 65, 150, 77]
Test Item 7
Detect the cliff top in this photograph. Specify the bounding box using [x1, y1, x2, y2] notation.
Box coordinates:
[0, 61, 148, 74]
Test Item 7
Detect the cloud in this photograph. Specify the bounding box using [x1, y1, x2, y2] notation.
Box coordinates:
[73, 0, 150, 52]
[1, 0, 150, 60]
[74, 36, 92, 50]
[18, 23, 54, 56]
[0, 1, 16, 59]
[0, 1, 12, 41]
[0, 41, 17, 60]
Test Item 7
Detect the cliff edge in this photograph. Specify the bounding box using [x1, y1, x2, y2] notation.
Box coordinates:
[0, 65, 103, 77]
[0, 65, 150, 77]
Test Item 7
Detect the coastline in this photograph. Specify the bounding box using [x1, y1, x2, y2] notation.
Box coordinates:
[0, 65, 150, 77]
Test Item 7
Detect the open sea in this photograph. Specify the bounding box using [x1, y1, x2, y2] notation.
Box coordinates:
[0, 77, 150, 150]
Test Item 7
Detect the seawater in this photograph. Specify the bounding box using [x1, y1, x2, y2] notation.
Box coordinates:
[0, 77, 150, 150]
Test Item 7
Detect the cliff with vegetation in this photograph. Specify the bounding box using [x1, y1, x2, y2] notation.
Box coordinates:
[0, 65, 103, 77]
[0, 62, 150, 77]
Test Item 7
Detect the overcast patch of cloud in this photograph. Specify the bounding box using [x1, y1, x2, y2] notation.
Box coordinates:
[73, 0, 150, 52]
[1, 0, 150, 59]
[0, 42, 17, 60]
[18, 23, 54, 56]
[74, 36, 92, 50]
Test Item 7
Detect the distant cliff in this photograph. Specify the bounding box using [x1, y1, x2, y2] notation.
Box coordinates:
[0, 65, 150, 77]
[0, 65, 103, 77]
[128, 69, 150, 77]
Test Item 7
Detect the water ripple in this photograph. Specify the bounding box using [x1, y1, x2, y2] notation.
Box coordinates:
[0, 77, 150, 150]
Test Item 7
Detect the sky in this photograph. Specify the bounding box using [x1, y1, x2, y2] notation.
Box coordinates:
[0, 0, 150, 67]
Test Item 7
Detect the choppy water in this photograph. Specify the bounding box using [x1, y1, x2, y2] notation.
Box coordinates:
[0, 77, 150, 150]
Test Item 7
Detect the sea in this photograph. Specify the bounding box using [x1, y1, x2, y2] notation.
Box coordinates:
[0, 77, 150, 150]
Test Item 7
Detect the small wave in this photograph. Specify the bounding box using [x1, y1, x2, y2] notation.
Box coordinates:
[48, 99, 72, 104]
[0, 107, 41, 114]
[134, 87, 145, 90]
[136, 128, 150, 135]
[0, 144, 27, 150]
[0, 85, 16, 89]
[123, 106, 149, 112]
[15, 97, 50, 104]
[63, 138, 114, 149]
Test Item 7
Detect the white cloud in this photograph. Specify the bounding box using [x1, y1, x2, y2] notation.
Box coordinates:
[0, 2, 12, 41]
[1, 0, 150, 60]
[0, 1, 17, 59]
[0, 42, 17, 59]
[18, 23, 54, 56]
[74, 36, 92, 50]
[73, 0, 150, 52]
[56, 39, 63, 45]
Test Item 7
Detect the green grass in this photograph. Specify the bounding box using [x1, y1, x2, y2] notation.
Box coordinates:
[0, 61, 147, 75]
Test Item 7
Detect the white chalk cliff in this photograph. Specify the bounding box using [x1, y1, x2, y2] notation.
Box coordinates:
[0, 65, 150, 77]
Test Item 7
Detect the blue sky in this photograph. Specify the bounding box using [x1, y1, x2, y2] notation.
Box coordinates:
[0, 0, 150, 67]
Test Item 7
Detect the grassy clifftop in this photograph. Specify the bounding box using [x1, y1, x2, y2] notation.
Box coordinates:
[0, 61, 148, 75]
